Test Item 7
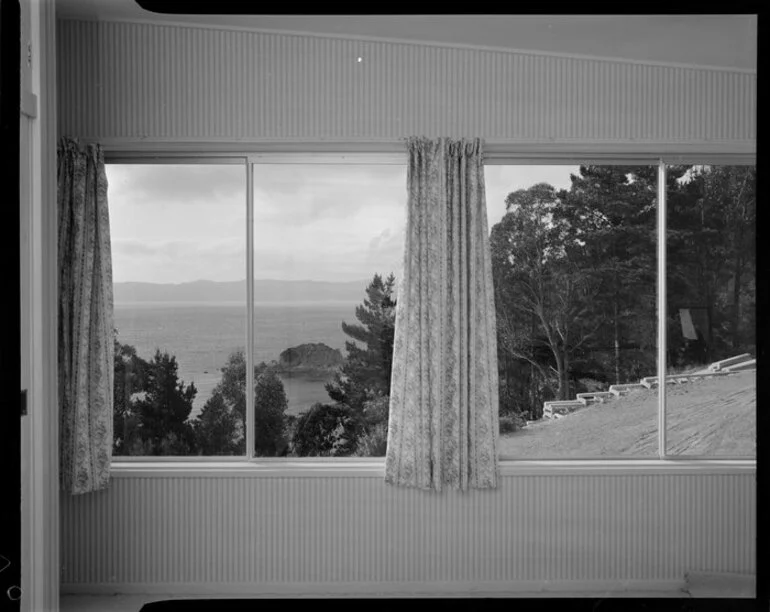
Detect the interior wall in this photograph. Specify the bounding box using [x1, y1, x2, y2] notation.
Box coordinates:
[54, 16, 756, 598]
[60, 469, 756, 595]
[50, 13, 757, 71]
[56, 19, 755, 148]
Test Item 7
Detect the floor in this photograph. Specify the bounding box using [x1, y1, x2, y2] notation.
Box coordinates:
[60, 573, 756, 612]
[61, 590, 696, 611]
[59, 572, 757, 610]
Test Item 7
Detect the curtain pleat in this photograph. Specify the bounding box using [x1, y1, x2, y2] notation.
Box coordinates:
[58, 137, 114, 495]
[385, 137, 499, 491]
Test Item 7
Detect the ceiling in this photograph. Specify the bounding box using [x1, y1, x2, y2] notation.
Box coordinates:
[53, 2, 757, 71]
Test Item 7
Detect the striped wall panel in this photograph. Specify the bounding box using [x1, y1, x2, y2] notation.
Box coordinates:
[56, 20, 756, 145]
[60, 472, 755, 593]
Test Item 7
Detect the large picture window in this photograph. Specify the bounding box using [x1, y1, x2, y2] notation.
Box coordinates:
[108, 154, 755, 461]
[108, 159, 406, 458]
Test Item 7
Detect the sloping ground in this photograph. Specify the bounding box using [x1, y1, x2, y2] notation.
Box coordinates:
[498, 371, 755, 458]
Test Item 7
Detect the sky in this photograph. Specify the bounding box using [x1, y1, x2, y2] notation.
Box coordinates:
[106, 163, 579, 285]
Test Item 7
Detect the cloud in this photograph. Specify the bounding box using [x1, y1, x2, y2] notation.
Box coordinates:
[106, 164, 245, 207]
[110, 163, 582, 284]
[364, 227, 404, 276]
[484, 165, 579, 229]
[112, 239, 162, 258]
[368, 227, 391, 251]
[253, 164, 406, 227]
[112, 239, 246, 284]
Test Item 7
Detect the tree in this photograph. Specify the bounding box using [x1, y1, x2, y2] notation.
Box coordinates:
[557, 166, 658, 383]
[253, 369, 289, 456]
[706, 166, 756, 351]
[132, 350, 198, 455]
[490, 183, 604, 404]
[113, 331, 149, 454]
[211, 350, 249, 445]
[193, 391, 240, 455]
[192, 350, 288, 456]
[291, 402, 362, 457]
[667, 165, 756, 358]
[351, 393, 389, 456]
[325, 273, 397, 413]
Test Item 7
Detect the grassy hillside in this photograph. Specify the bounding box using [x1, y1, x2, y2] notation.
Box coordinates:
[498, 370, 755, 458]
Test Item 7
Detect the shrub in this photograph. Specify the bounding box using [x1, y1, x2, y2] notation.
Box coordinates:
[291, 403, 362, 457]
[499, 413, 526, 435]
[361, 394, 389, 427]
[352, 421, 388, 457]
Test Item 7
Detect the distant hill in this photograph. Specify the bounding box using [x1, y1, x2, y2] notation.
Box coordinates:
[114, 279, 369, 303]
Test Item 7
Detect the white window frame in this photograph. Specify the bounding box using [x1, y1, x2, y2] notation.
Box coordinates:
[105, 146, 756, 473]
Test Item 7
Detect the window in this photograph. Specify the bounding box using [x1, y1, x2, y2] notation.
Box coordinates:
[249, 163, 406, 457]
[108, 158, 406, 458]
[486, 165, 659, 458]
[109, 162, 247, 456]
[109, 153, 754, 463]
[664, 164, 756, 457]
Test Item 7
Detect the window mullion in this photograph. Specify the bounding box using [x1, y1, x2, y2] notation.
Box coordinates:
[246, 162, 255, 459]
[657, 160, 668, 458]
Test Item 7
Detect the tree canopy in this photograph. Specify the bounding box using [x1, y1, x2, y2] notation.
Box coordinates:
[325, 272, 397, 413]
[489, 164, 755, 420]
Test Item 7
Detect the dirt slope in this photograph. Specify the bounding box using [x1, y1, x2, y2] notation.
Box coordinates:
[498, 370, 755, 458]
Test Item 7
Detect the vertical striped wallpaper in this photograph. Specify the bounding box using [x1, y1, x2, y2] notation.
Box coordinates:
[60, 472, 755, 593]
[56, 20, 756, 145]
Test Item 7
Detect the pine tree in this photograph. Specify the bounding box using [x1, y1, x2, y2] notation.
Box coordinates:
[557, 166, 658, 382]
[325, 273, 397, 413]
[666, 165, 756, 359]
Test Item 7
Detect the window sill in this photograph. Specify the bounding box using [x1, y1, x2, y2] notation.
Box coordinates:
[109, 457, 756, 478]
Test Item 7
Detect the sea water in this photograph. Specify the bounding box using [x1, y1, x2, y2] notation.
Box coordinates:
[113, 301, 358, 417]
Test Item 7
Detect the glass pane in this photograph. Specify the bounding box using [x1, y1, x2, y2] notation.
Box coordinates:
[251, 163, 406, 457]
[665, 165, 756, 457]
[487, 165, 659, 458]
[108, 163, 247, 456]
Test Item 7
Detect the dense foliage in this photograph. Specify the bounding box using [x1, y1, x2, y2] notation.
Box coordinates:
[112, 344, 198, 455]
[489, 164, 755, 421]
[113, 344, 290, 456]
[290, 402, 362, 457]
[253, 369, 289, 456]
[325, 273, 397, 413]
[308, 273, 397, 456]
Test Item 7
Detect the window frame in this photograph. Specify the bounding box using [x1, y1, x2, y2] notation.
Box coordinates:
[105, 147, 756, 470]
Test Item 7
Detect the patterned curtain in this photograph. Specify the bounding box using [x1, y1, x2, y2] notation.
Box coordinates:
[385, 137, 500, 491]
[58, 137, 114, 495]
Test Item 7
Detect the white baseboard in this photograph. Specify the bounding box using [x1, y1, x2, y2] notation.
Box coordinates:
[61, 579, 688, 598]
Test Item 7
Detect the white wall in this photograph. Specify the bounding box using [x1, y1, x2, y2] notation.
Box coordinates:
[56, 20, 755, 150]
[51, 14, 757, 71]
[60, 465, 755, 595]
[54, 18, 756, 599]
